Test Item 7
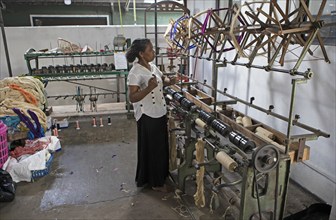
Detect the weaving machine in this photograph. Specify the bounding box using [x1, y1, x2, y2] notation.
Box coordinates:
[165, 79, 330, 219]
[161, 1, 331, 219]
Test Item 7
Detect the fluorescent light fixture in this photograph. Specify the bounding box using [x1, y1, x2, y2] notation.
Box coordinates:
[64, 0, 71, 5]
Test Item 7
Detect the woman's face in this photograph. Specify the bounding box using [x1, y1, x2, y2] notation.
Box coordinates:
[140, 42, 155, 63]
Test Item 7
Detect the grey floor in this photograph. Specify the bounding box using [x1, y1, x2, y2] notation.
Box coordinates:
[0, 114, 323, 220]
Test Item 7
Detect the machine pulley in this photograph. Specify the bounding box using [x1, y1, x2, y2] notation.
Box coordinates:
[252, 144, 280, 173]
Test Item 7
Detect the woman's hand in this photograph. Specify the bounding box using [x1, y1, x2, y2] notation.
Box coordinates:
[148, 74, 158, 90]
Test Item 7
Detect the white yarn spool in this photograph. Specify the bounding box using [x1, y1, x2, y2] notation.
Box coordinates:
[215, 151, 238, 172]
[255, 131, 286, 153]
[236, 116, 243, 125]
[242, 116, 252, 127]
[256, 126, 275, 140]
[195, 118, 207, 129]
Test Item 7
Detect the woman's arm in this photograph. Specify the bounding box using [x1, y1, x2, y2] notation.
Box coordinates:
[129, 75, 158, 103]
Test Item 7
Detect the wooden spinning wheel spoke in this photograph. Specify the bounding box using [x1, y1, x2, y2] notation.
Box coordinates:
[268, 34, 289, 66]
[279, 34, 292, 66]
[216, 32, 237, 59]
[316, 32, 330, 63]
[291, 34, 314, 56]
[271, 0, 290, 24]
[239, 2, 286, 59]
[316, 1, 327, 21]
[234, 1, 328, 68]
[188, 9, 223, 54]
[299, 0, 315, 22]
[165, 0, 330, 70]
[257, 7, 278, 26]
[247, 33, 269, 65]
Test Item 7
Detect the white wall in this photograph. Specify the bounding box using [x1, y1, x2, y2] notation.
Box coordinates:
[0, 25, 166, 105]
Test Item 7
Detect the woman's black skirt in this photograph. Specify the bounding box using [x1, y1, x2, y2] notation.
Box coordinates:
[135, 114, 169, 187]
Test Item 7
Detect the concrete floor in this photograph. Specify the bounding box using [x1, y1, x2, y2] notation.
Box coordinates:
[0, 114, 324, 220]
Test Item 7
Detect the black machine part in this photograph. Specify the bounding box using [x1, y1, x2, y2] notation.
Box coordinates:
[165, 87, 257, 154]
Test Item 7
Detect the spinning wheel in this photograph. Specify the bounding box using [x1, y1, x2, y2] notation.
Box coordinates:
[252, 144, 280, 173]
[164, 0, 330, 71]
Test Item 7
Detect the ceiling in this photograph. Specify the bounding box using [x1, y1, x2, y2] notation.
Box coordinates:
[1, 0, 182, 3]
[0, 0, 184, 7]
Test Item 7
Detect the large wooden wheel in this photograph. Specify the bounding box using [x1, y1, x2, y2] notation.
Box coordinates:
[165, 0, 330, 71]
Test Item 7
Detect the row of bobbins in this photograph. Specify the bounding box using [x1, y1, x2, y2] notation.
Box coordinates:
[51, 116, 112, 136]
[75, 116, 112, 130]
[32, 63, 116, 75]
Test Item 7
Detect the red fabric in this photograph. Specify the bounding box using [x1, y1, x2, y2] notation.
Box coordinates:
[10, 145, 45, 159]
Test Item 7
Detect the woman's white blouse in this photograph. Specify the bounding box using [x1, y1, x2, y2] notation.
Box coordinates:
[127, 62, 167, 121]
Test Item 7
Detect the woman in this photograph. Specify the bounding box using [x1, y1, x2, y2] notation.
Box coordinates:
[126, 38, 176, 192]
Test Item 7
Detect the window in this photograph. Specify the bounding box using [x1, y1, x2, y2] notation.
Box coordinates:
[31, 15, 109, 26]
[310, 0, 336, 46]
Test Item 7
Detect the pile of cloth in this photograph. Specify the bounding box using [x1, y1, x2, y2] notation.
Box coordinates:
[0, 76, 60, 182]
[0, 76, 47, 136]
[2, 136, 61, 182]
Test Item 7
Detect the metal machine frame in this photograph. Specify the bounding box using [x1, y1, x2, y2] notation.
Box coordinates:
[166, 86, 291, 219]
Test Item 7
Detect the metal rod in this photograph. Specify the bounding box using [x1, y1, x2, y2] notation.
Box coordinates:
[47, 92, 116, 99]
[227, 61, 311, 78]
[169, 51, 312, 78]
[65, 80, 119, 93]
[212, 53, 217, 99]
[293, 29, 319, 72]
[274, 162, 280, 220]
[253, 168, 263, 220]
[286, 79, 302, 153]
[184, 77, 329, 138]
[154, 0, 158, 65]
[0, 3, 12, 77]
[42, 75, 125, 81]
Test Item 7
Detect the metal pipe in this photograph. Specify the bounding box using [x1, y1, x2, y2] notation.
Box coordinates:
[65, 80, 118, 93]
[0, 2, 12, 77]
[227, 61, 312, 78]
[212, 57, 217, 99]
[183, 77, 329, 138]
[43, 75, 124, 81]
[286, 78, 307, 153]
[253, 168, 263, 220]
[110, 2, 114, 25]
[47, 92, 116, 99]
[154, 0, 158, 65]
[176, 51, 313, 78]
[293, 29, 319, 72]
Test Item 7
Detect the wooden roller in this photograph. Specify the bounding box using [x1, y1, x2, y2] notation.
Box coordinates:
[255, 131, 286, 153]
[215, 151, 238, 172]
[256, 126, 275, 140]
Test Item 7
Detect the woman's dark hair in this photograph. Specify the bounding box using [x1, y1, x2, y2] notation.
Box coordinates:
[125, 38, 151, 62]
